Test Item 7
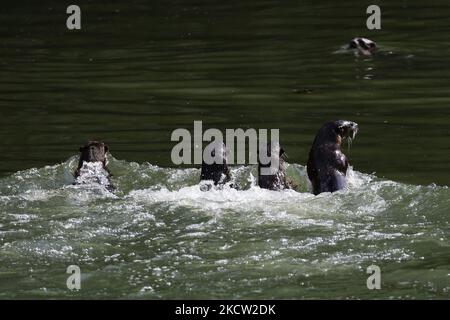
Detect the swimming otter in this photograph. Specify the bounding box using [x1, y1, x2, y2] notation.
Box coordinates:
[348, 37, 376, 56]
[258, 142, 294, 191]
[74, 141, 114, 189]
[307, 120, 358, 195]
[200, 141, 231, 188]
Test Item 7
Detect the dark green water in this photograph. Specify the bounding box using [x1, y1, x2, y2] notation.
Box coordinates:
[1, 0, 450, 299]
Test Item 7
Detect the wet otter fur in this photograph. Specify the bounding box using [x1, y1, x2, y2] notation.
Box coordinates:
[74, 141, 114, 190]
[200, 142, 231, 189]
[348, 37, 377, 56]
[258, 142, 295, 191]
[307, 120, 358, 195]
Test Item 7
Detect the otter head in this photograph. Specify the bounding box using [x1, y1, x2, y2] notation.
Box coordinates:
[74, 140, 114, 184]
[349, 37, 376, 56]
[78, 141, 109, 165]
[313, 120, 358, 147]
[334, 120, 359, 146]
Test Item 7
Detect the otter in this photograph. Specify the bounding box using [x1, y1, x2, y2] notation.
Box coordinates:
[307, 120, 358, 195]
[74, 141, 114, 189]
[348, 37, 376, 56]
[258, 142, 294, 191]
[200, 141, 231, 189]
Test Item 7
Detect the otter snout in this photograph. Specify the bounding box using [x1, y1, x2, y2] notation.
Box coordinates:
[346, 122, 359, 140]
[335, 120, 359, 140]
[350, 123, 358, 139]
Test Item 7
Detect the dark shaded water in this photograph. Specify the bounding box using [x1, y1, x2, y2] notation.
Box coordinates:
[1, 0, 450, 299]
[1, 0, 450, 185]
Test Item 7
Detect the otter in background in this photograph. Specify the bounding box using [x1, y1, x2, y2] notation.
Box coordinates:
[348, 37, 376, 56]
[258, 142, 294, 191]
[74, 141, 114, 190]
[307, 120, 358, 195]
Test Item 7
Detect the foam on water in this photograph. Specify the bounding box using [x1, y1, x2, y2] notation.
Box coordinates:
[0, 156, 449, 298]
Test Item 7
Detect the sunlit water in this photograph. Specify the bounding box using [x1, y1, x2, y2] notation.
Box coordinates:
[0, 156, 449, 299]
[1, 0, 450, 299]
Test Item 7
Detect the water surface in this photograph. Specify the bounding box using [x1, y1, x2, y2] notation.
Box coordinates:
[1, 0, 450, 299]
[1, 158, 449, 299]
